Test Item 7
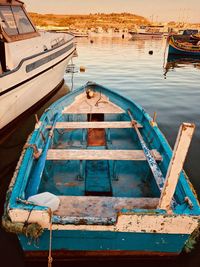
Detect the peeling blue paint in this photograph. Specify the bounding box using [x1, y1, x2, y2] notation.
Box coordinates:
[18, 230, 190, 254]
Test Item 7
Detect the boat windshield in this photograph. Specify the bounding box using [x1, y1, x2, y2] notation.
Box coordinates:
[0, 5, 35, 36]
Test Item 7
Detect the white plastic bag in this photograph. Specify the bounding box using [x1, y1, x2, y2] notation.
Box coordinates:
[28, 192, 60, 212]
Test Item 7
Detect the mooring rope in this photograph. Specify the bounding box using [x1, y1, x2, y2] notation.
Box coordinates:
[48, 211, 53, 267]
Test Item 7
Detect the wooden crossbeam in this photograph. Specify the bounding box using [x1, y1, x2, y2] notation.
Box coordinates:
[52, 121, 143, 129]
[46, 149, 162, 161]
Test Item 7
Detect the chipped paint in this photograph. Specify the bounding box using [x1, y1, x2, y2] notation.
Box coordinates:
[8, 208, 199, 235]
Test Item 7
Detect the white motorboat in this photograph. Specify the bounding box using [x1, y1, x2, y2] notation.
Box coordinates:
[129, 25, 167, 38]
[0, 0, 76, 131]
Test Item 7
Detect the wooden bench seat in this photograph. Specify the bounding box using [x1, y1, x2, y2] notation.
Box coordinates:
[53, 196, 159, 225]
[46, 149, 162, 161]
[53, 121, 143, 129]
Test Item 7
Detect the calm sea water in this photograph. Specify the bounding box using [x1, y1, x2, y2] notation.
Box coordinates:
[0, 34, 200, 267]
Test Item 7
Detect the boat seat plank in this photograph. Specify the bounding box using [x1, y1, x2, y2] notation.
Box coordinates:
[62, 110, 125, 114]
[53, 196, 159, 225]
[53, 121, 143, 129]
[46, 149, 162, 161]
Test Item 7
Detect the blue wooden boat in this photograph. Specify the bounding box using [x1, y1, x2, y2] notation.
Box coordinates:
[2, 82, 200, 261]
[168, 36, 200, 56]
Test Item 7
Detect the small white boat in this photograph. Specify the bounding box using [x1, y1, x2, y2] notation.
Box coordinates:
[129, 25, 166, 38]
[70, 32, 89, 38]
[0, 0, 76, 131]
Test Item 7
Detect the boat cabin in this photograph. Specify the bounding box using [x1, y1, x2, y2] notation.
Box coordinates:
[0, 0, 38, 42]
[0, 0, 39, 73]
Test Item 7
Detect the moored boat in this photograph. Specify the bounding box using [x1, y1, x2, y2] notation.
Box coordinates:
[0, 0, 76, 132]
[2, 82, 200, 260]
[129, 25, 166, 38]
[168, 36, 200, 56]
[69, 31, 89, 37]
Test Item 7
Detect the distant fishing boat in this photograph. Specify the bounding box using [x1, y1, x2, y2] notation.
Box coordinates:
[168, 36, 200, 56]
[0, 0, 76, 132]
[129, 25, 166, 38]
[3, 82, 200, 260]
[55, 30, 89, 38]
[70, 32, 89, 38]
[180, 29, 198, 36]
[169, 29, 199, 43]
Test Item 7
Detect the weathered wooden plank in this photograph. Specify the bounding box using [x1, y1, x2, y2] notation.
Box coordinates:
[54, 196, 160, 218]
[53, 121, 143, 129]
[46, 149, 162, 161]
[62, 92, 125, 114]
[63, 109, 124, 114]
[158, 123, 195, 210]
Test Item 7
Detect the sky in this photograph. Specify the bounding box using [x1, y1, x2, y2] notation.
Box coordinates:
[23, 0, 200, 23]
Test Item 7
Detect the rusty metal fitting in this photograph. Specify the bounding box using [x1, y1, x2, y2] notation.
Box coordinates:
[24, 144, 41, 159]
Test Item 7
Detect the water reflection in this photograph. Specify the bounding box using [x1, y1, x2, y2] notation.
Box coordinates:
[164, 54, 200, 78]
[81, 34, 165, 53]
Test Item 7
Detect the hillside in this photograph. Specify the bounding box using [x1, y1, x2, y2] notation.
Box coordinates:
[29, 12, 149, 30]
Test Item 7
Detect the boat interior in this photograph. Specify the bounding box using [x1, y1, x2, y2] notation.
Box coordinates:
[23, 84, 192, 225]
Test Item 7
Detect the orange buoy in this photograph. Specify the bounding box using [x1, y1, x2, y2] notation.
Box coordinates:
[80, 66, 86, 72]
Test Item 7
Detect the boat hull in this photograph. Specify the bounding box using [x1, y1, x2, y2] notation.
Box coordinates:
[168, 38, 200, 56]
[129, 32, 163, 39]
[19, 230, 189, 257]
[0, 41, 75, 130]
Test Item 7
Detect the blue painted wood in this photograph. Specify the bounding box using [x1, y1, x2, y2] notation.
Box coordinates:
[168, 38, 200, 56]
[25, 113, 59, 197]
[18, 230, 189, 254]
[85, 160, 112, 195]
